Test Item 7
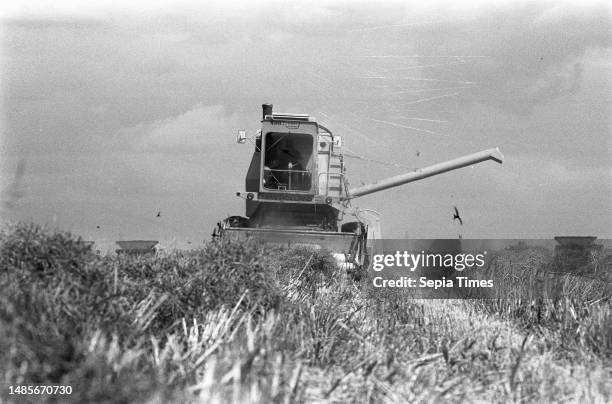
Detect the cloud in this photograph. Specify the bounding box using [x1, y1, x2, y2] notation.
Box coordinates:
[524, 61, 583, 100]
[2, 1, 610, 239]
[399, 2, 611, 114]
[120, 104, 239, 153]
[493, 154, 611, 199]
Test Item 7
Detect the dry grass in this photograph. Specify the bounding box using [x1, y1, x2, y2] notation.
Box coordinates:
[475, 248, 612, 357]
[0, 222, 610, 403]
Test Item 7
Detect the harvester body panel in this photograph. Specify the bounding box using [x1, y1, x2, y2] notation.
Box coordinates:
[223, 227, 358, 251]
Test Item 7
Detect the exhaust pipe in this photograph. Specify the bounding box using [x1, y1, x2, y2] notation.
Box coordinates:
[262, 103, 273, 120]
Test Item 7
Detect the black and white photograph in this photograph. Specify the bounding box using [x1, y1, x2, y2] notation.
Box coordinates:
[1, 0, 610, 402]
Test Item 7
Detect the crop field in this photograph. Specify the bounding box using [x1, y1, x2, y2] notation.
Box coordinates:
[1, 222, 611, 403]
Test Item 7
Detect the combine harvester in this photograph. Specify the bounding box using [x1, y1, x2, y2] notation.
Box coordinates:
[216, 104, 503, 270]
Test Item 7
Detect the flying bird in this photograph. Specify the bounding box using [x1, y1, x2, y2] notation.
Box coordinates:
[453, 206, 463, 226]
[416, 150, 420, 157]
[156, 211, 161, 218]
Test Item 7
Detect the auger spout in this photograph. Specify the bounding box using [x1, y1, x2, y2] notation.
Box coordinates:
[345, 147, 504, 200]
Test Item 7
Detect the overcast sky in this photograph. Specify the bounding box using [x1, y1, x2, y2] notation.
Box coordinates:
[1, 0, 610, 249]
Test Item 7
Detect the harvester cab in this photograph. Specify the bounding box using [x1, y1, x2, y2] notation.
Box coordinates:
[234, 103, 347, 231]
[217, 103, 504, 271]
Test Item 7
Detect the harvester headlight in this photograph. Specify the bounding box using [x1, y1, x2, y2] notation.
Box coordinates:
[247, 193, 255, 200]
